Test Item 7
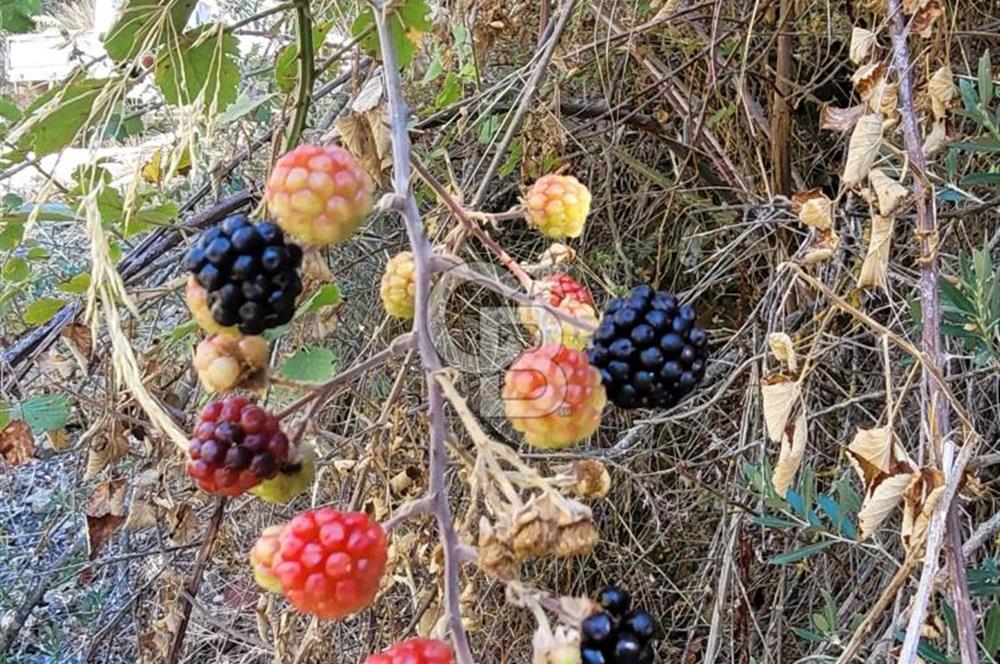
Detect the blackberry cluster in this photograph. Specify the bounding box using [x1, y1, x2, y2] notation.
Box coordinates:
[586, 285, 708, 409]
[581, 586, 661, 664]
[185, 214, 304, 334]
[187, 396, 290, 496]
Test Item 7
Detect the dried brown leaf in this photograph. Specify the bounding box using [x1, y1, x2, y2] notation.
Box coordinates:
[912, 0, 944, 37]
[0, 420, 34, 467]
[768, 332, 798, 372]
[850, 27, 877, 64]
[86, 478, 127, 558]
[928, 66, 955, 119]
[773, 411, 808, 498]
[843, 114, 884, 186]
[901, 468, 945, 553]
[791, 189, 833, 229]
[922, 118, 948, 157]
[800, 229, 840, 265]
[760, 374, 800, 442]
[62, 322, 94, 372]
[858, 214, 895, 290]
[858, 472, 913, 539]
[46, 428, 72, 451]
[848, 427, 894, 480]
[852, 61, 886, 101]
[869, 169, 909, 215]
[820, 104, 867, 132]
[124, 498, 159, 530]
[167, 504, 199, 545]
[84, 420, 128, 479]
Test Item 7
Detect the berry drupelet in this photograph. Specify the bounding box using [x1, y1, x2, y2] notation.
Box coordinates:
[184, 214, 304, 335]
[581, 586, 661, 664]
[586, 284, 709, 409]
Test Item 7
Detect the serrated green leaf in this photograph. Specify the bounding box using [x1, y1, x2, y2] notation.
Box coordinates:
[0, 0, 41, 33]
[0, 94, 20, 122]
[14, 78, 112, 157]
[280, 347, 336, 383]
[14, 394, 70, 433]
[767, 540, 835, 565]
[2, 257, 29, 282]
[104, 0, 199, 63]
[435, 72, 461, 108]
[352, 0, 429, 69]
[275, 22, 332, 93]
[297, 283, 342, 316]
[155, 24, 240, 113]
[24, 298, 66, 325]
[56, 272, 91, 294]
[0, 221, 24, 250]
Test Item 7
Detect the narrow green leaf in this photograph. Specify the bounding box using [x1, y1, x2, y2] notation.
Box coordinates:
[752, 515, 799, 529]
[24, 298, 67, 325]
[767, 540, 835, 565]
[56, 272, 91, 294]
[435, 72, 462, 108]
[979, 51, 994, 104]
[280, 347, 337, 383]
[985, 603, 1000, 656]
[217, 92, 278, 124]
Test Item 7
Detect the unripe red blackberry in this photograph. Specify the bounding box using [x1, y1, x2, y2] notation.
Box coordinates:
[186, 396, 289, 496]
[364, 638, 455, 664]
[265, 144, 374, 246]
[586, 285, 708, 410]
[184, 214, 304, 335]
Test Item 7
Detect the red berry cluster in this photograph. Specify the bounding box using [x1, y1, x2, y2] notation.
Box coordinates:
[271, 507, 388, 619]
[186, 396, 289, 496]
[364, 638, 455, 664]
[543, 273, 594, 308]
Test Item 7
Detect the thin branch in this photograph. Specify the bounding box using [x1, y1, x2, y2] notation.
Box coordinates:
[371, 2, 473, 661]
[165, 497, 228, 664]
[886, 2, 978, 661]
[284, 0, 315, 151]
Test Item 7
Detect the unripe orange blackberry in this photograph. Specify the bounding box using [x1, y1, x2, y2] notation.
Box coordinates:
[251, 524, 286, 592]
[525, 175, 592, 239]
[379, 251, 417, 320]
[193, 334, 269, 393]
[502, 344, 606, 449]
[265, 145, 374, 246]
[364, 638, 455, 664]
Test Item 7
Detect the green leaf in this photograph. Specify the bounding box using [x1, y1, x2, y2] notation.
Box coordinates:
[14, 78, 112, 156]
[979, 51, 994, 105]
[155, 24, 240, 113]
[217, 92, 278, 124]
[767, 540, 835, 565]
[0, 220, 24, 250]
[985, 603, 1000, 657]
[24, 298, 66, 325]
[276, 22, 333, 93]
[297, 283, 342, 317]
[26, 246, 49, 260]
[56, 272, 91, 294]
[435, 72, 462, 108]
[752, 515, 799, 529]
[104, 0, 199, 63]
[0, 0, 41, 33]
[2, 257, 29, 283]
[14, 394, 71, 433]
[0, 94, 21, 122]
[352, 0, 430, 69]
[280, 347, 337, 383]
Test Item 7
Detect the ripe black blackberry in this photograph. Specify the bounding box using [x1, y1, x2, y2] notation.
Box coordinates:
[185, 214, 304, 335]
[586, 284, 708, 409]
[580, 586, 661, 664]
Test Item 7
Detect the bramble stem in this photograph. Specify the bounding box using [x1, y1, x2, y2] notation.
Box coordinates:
[284, 0, 314, 151]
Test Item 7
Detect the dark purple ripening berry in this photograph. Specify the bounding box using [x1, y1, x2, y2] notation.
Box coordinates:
[581, 586, 661, 664]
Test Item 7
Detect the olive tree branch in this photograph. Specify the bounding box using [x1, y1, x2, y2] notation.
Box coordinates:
[370, 2, 473, 661]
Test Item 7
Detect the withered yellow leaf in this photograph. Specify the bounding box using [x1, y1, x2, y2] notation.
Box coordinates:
[792, 189, 833, 229]
[820, 104, 867, 132]
[848, 427, 893, 480]
[850, 27, 877, 64]
[773, 411, 808, 498]
[858, 214, 895, 290]
[901, 468, 945, 553]
[852, 62, 886, 101]
[801, 229, 840, 265]
[869, 169, 909, 215]
[768, 332, 798, 372]
[760, 375, 800, 442]
[912, 0, 944, 38]
[928, 66, 955, 120]
[922, 118, 948, 157]
[843, 114, 884, 186]
[858, 472, 913, 539]
[0, 420, 33, 467]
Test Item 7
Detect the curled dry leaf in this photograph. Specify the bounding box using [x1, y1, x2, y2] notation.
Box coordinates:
[760, 374, 800, 442]
[869, 81, 898, 118]
[334, 108, 392, 181]
[843, 114, 884, 186]
[848, 427, 896, 479]
[791, 189, 833, 229]
[912, 0, 944, 38]
[928, 66, 955, 120]
[767, 332, 798, 372]
[869, 169, 909, 215]
[85, 478, 127, 559]
[858, 214, 895, 290]
[901, 468, 945, 554]
[820, 104, 867, 132]
[922, 118, 949, 157]
[773, 411, 808, 498]
[62, 322, 94, 372]
[851, 61, 886, 102]
[858, 472, 913, 539]
[0, 420, 34, 467]
[83, 417, 129, 480]
[801, 229, 840, 266]
[526, 243, 577, 272]
[849, 27, 876, 64]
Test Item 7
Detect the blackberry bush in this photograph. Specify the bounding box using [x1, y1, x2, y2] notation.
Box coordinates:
[184, 214, 304, 335]
[587, 285, 708, 410]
